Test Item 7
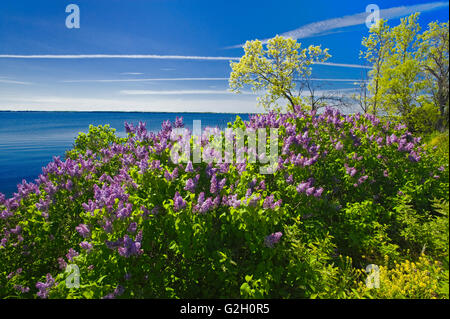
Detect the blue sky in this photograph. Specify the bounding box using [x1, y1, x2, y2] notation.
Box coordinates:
[0, 0, 448, 113]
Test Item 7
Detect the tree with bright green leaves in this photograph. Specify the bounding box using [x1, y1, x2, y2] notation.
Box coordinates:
[361, 13, 449, 133]
[360, 19, 392, 116]
[381, 13, 427, 118]
[229, 35, 331, 112]
[419, 20, 449, 131]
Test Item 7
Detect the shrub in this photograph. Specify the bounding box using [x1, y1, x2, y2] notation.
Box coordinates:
[0, 107, 448, 299]
[354, 255, 449, 299]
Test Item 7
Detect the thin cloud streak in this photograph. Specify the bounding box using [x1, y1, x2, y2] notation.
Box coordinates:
[0, 79, 32, 85]
[304, 78, 366, 82]
[63, 77, 363, 83]
[228, 1, 449, 48]
[120, 89, 254, 95]
[0, 54, 241, 61]
[313, 62, 371, 69]
[120, 72, 144, 75]
[62, 77, 229, 83]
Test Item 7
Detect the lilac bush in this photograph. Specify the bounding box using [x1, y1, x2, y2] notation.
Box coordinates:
[0, 107, 448, 299]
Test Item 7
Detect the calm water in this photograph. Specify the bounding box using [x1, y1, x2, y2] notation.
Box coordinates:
[0, 112, 249, 197]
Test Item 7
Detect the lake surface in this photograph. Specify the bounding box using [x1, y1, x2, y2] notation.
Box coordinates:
[0, 112, 249, 197]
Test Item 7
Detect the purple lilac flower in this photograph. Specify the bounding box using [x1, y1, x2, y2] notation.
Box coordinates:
[14, 285, 30, 293]
[227, 194, 241, 208]
[185, 161, 194, 172]
[347, 167, 357, 177]
[10, 225, 21, 234]
[218, 178, 226, 191]
[36, 274, 56, 299]
[75, 224, 90, 238]
[210, 175, 218, 194]
[408, 152, 421, 163]
[117, 234, 143, 258]
[305, 187, 315, 196]
[127, 222, 137, 233]
[66, 248, 79, 261]
[247, 194, 261, 207]
[263, 195, 282, 209]
[124, 122, 134, 134]
[199, 197, 214, 214]
[264, 232, 283, 248]
[174, 116, 184, 128]
[286, 174, 293, 184]
[314, 187, 324, 198]
[296, 182, 309, 193]
[103, 285, 125, 299]
[173, 192, 186, 211]
[258, 180, 266, 191]
[80, 241, 93, 251]
[57, 257, 67, 270]
[358, 175, 368, 184]
[335, 141, 343, 151]
[103, 220, 113, 233]
[116, 202, 133, 219]
[184, 178, 196, 193]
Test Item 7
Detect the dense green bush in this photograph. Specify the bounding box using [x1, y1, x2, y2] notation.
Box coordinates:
[0, 107, 448, 299]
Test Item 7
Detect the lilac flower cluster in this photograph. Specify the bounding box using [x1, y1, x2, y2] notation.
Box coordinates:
[264, 232, 283, 248]
[106, 230, 143, 258]
[36, 274, 56, 299]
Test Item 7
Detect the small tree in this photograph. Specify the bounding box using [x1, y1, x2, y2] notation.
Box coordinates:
[229, 35, 331, 112]
[360, 19, 392, 116]
[297, 77, 350, 112]
[361, 13, 448, 133]
[380, 13, 426, 118]
[350, 66, 371, 114]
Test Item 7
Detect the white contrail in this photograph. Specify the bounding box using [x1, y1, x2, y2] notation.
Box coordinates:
[313, 62, 371, 69]
[0, 54, 241, 61]
[63, 77, 365, 83]
[62, 77, 229, 83]
[228, 1, 449, 48]
[120, 89, 254, 95]
[302, 78, 367, 82]
[0, 79, 32, 85]
[120, 72, 144, 75]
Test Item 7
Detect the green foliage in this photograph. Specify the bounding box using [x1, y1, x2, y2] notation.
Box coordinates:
[0, 110, 448, 299]
[66, 124, 121, 158]
[353, 255, 448, 299]
[402, 102, 440, 135]
[229, 35, 331, 112]
[361, 14, 449, 132]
